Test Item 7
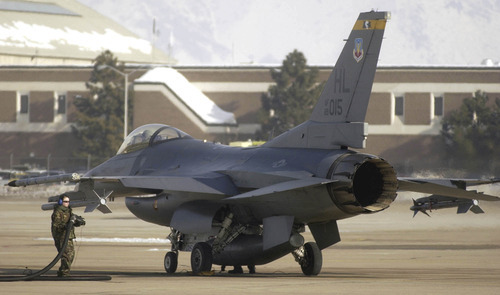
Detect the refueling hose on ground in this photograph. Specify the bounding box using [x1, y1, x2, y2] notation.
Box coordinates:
[0, 217, 110, 281]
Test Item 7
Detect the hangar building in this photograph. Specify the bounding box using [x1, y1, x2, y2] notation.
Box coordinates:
[0, 0, 499, 176]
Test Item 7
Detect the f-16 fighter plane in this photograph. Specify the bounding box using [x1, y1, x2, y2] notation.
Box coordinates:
[8, 11, 500, 276]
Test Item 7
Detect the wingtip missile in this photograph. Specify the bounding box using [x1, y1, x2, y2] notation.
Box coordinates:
[410, 195, 485, 217]
[7, 173, 81, 187]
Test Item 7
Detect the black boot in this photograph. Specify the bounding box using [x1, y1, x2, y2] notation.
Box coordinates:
[228, 265, 243, 274]
[248, 265, 255, 274]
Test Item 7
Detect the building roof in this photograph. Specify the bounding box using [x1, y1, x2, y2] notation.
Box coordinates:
[135, 67, 237, 126]
[0, 0, 175, 65]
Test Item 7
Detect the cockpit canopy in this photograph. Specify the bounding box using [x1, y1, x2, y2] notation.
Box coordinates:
[117, 124, 192, 155]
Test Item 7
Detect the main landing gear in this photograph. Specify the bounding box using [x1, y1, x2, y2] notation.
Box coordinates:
[163, 242, 213, 275]
[164, 226, 323, 276]
[190, 242, 213, 274]
[165, 228, 214, 275]
[293, 242, 322, 276]
[164, 241, 323, 276]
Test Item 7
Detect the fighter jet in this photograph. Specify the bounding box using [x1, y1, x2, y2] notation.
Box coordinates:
[8, 11, 500, 276]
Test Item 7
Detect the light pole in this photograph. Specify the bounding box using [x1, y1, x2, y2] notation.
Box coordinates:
[97, 65, 130, 140]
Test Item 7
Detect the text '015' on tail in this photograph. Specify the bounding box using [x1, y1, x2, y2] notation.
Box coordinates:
[7, 11, 500, 277]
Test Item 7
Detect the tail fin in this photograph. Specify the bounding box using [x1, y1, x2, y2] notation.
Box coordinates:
[265, 11, 390, 149]
[311, 10, 389, 123]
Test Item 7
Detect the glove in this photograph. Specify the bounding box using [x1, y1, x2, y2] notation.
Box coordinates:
[73, 215, 86, 227]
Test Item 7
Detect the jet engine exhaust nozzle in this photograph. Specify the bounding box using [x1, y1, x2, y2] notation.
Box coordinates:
[327, 154, 398, 214]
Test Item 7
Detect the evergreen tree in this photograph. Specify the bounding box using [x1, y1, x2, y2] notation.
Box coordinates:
[441, 90, 500, 174]
[258, 50, 324, 139]
[72, 50, 131, 165]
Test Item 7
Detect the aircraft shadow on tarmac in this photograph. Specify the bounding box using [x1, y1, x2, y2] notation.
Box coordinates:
[0, 268, 371, 279]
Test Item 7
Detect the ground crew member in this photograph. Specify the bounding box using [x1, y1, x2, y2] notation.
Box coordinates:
[51, 194, 76, 277]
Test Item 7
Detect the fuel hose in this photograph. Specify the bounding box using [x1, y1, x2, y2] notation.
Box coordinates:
[0, 218, 110, 281]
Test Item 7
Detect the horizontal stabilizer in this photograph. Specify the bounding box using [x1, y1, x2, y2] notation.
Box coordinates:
[224, 178, 335, 202]
[457, 178, 500, 187]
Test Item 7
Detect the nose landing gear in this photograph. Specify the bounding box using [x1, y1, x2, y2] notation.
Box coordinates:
[164, 251, 178, 274]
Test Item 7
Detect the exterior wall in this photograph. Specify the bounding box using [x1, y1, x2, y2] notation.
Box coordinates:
[1, 65, 499, 174]
[361, 134, 446, 174]
[30, 91, 54, 123]
[133, 91, 207, 140]
[0, 68, 92, 170]
[0, 91, 16, 122]
[374, 68, 500, 83]
[444, 92, 471, 116]
[365, 92, 391, 125]
[404, 92, 431, 125]
[0, 132, 82, 171]
[204, 92, 262, 124]
[180, 68, 273, 83]
[0, 68, 92, 82]
[178, 68, 271, 130]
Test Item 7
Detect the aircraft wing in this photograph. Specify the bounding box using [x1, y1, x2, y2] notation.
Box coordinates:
[398, 178, 500, 201]
[86, 173, 240, 196]
[7, 171, 239, 196]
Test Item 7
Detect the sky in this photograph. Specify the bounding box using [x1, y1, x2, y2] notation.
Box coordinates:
[76, 0, 500, 66]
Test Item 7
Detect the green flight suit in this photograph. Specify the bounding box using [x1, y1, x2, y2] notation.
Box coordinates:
[51, 204, 76, 277]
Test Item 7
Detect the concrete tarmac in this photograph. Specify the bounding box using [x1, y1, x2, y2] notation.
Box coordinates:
[1, 188, 500, 295]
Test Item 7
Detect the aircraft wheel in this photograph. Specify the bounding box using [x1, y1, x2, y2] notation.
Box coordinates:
[164, 251, 178, 274]
[300, 242, 322, 276]
[191, 242, 213, 274]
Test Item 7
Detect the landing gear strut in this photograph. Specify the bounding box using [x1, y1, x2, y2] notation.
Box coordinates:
[165, 229, 181, 274]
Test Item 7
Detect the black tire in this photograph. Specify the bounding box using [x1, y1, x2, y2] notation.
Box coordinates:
[164, 251, 178, 274]
[300, 242, 322, 276]
[191, 242, 213, 274]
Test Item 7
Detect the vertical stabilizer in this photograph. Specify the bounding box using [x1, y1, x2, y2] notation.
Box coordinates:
[311, 11, 389, 123]
[265, 11, 389, 149]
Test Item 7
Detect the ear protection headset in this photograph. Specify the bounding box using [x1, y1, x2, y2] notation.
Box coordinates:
[58, 195, 65, 205]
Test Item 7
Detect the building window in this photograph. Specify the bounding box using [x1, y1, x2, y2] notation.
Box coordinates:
[20, 94, 29, 114]
[434, 96, 444, 116]
[395, 95, 404, 116]
[57, 94, 66, 114]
